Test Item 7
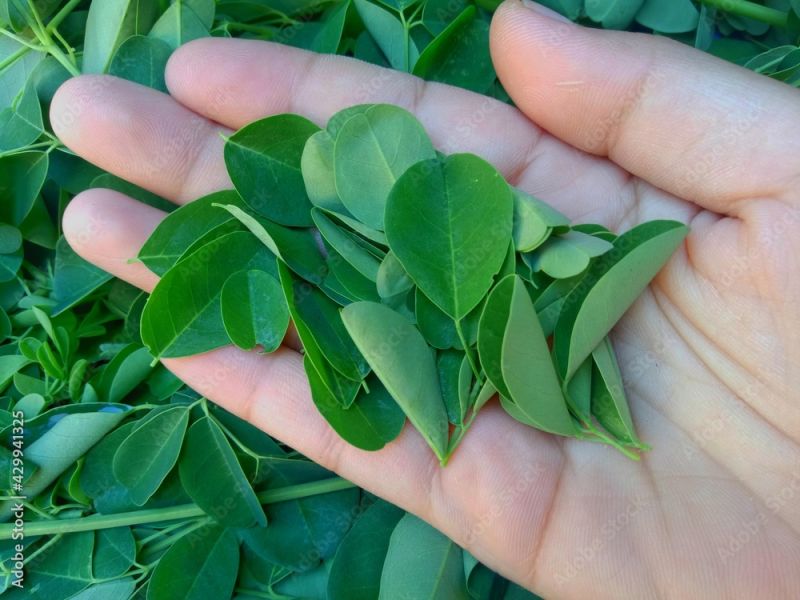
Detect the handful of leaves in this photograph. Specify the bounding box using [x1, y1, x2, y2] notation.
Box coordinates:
[137, 104, 687, 464]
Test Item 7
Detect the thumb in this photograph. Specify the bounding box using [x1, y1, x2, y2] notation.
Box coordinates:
[489, 0, 800, 216]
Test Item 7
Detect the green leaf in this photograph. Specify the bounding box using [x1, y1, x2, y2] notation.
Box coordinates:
[216, 202, 328, 285]
[179, 416, 267, 527]
[306, 359, 406, 450]
[225, 114, 321, 226]
[423, 0, 469, 35]
[554, 220, 688, 380]
[148, 0, 209, 50]
[52, 236, 114, 315]
[500, 276, 576, 435]
[354, 0, 419, 71]
[108, 35, 172, 92]
[112, 405, 190, 505]
[93, 527, 136, 579]
[512, 189, 559, 252]
[591, 336, 641, 445]
[379, 513, 468, 599]
[0, 81, 43, 152]
[313, 208, 383, 280]
[0, 37, 44, 110]
[635, 0, 699, 33]
[537, 0, 583, 19]
[105, 346, 155, 403]
[586, 0, 645, 29]
[6, 409, 127, 511]
[69, 579, 136, 600]
[377, 251, 413, 298]
[141, 231, 278, 358]
[566, 355, 592, 419]
[437, 350, 465, 424]
[341, 301, 449, 461]
[278, 261, 368, 383]
[413, 6, 495, 93]
[385, 153, 513, 320]
[328, 499, 405, 600]
[333, 104, 436, 229]
[415, 287, 480, 350]
[325, 244, 381, 302]
[301, 130, 344, 213]
[15, 532, 94, 600]
[83, 0, 159, 73]
[148, 525, 239, 600]
[477, 275, 513, 399]
[0, 151, 48, 226]
[138, 190, 244, 277]
[221, 270, 289, 352]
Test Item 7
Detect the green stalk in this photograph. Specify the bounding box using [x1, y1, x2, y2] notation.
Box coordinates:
[700, 0, 789, 28]
[45, 0, 83, 33]
[0, 43, 31, 71]
[0, 477, 355, 540]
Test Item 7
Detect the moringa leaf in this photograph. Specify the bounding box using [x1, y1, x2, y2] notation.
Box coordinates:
[221, 269, 289, 352]
[553, 220, 688, 381]
[385, 153, 513, 320]
[341, 301, 449, 461]
[334, 104, 436, 229]
[225, 114, 321, 226]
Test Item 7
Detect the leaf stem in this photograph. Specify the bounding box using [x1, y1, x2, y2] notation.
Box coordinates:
[45, 0, 83, 33]
[699, 0, 789, 27]
[0, 478, 355, 540]
[0, 43, 31, 71]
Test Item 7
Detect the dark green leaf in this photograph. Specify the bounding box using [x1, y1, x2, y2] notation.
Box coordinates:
[586, 0, 645, 29]
[635, 0, 699, 33]
[112, 405, 190, 505]
[148, 525, 239, 600]
[108, 35, 172, 92]
[141, 231, 278, 358]
[83, 0, 159, 73]
[306, 359, 405, 450]
[179, 416, 267, 527]
[93, 527, 136, 579]
[225, 114, 321, 226]
[0, 151, 48, 226]
[328, 499, 405, 600]
[221, 269, 289, 351]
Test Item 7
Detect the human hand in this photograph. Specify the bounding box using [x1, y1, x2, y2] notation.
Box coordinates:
[50, 1, 800, 597]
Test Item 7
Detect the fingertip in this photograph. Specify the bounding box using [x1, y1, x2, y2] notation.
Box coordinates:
[50, 75, 108, 147]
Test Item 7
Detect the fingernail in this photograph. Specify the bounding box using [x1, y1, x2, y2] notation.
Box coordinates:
[519, 0, 572, 23]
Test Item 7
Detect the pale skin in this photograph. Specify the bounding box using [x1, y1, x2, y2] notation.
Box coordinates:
[50, 1, 800, 597]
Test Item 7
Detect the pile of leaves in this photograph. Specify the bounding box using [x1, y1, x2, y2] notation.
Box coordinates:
[1, 1, 797, 599]
[139, 103, 687, 465]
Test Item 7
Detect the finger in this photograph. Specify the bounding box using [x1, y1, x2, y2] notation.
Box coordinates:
[64, 187, 566, 589]
[62, 188, 304, 350]
[490, 1, 800, 215]
[50, 76, 231, 204]
[164, 37, 645, 225]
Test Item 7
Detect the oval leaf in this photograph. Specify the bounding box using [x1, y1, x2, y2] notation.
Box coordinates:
[221, 269, 289, 352]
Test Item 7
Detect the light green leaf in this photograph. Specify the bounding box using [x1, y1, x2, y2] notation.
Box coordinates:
[592, 336, 641, 445]
[341, 301, 449, 461]
[301, 130, 344, 213]
[385, 153, 513, 320]
[313, 208, 383, 281]
[148, 0, 209, 50]
[354, 0, 419, 71]
[477, 276, 514, 400]
[501, 275, 576, 435]
[554, 220, 688, 380]
[0, 81, 43, 152]
[377, 251, 413, 298]
[179, 416, 267, 527]
[334, 103, 436, 230]
[225, 114, 321, 226]
[379, 513, 468, 600]
[83, 0, 158, 73]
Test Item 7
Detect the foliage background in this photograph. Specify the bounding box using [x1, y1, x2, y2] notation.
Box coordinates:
[0, 0, 798, 598]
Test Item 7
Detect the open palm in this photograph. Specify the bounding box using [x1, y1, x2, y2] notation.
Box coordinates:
[51, 2, 800, 597]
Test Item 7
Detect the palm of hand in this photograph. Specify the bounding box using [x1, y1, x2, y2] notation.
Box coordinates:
[51, 3, 799, 598]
